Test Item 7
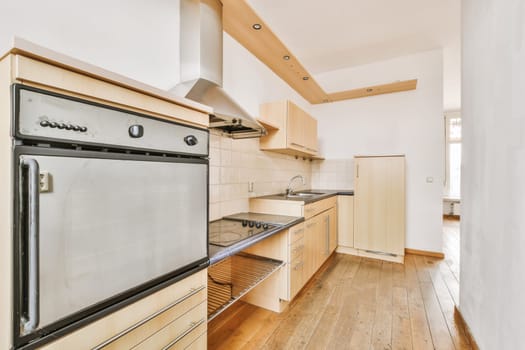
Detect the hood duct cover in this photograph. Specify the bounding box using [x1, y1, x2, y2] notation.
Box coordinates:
[172, 0, 266, 139]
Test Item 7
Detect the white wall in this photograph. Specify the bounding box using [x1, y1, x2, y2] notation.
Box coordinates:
[311, 50, 444, 252]
[461, 1, 525, 349]
[0, 0, 181, 90]
[0, 1, 447, 253]
[0, 1, 313, 222]
[443, 40, 462, 111]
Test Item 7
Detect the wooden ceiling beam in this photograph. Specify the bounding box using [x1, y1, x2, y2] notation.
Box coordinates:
[222, 0, 417, 104]
[222, 0, 328, 104]
[327, 79, 418, 102]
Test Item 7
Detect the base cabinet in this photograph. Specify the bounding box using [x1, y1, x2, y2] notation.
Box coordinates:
[337, 195, 354, 251]
[249, 196, 337, 305]
[40, 270, 208, 350]
[354, 155, 406, 260]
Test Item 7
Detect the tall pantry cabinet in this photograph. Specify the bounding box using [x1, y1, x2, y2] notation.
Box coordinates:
[353, 155, 406, 263]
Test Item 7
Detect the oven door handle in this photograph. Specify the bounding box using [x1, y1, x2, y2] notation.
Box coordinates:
[20, 158, 40, 334]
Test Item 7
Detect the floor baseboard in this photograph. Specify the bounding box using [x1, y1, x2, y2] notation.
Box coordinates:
[405, 248, 445, 259]
[454, 306, 480, 350]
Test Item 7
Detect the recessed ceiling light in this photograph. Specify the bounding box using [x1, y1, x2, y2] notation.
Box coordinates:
[252, 23, 262, 30]
[283, 55, 290, 60]
[303, 76, 309, 81]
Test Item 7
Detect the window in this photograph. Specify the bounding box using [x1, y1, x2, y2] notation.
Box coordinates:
[445, 113, 461, 198]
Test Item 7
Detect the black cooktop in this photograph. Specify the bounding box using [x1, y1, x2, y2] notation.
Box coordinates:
[209, 218, 277, 247]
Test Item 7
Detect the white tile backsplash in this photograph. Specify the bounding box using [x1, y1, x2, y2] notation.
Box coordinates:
[311, 158, 355, 190]
[209, 130, 311, 221]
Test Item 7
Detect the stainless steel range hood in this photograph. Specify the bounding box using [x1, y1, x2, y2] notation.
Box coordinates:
[172, 0, 266, 139]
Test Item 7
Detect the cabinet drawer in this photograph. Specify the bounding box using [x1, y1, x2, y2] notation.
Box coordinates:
[179, 332, 207, 350]
[290, 237, 305, 262]
[132, 301, 207, 350]
[99, 288, 206, 349]
[41, 270, 207, 350]
[289, 257, 304, 299]
[288, 223, 305, 244]
[304, 196, 337, 219]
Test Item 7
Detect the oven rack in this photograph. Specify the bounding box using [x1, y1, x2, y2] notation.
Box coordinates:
[207, 252, 284, 321]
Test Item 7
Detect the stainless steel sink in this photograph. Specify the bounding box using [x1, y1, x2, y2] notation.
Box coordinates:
[284, 191, 325, 198]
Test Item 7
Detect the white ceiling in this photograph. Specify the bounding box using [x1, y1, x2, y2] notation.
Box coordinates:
[248, 0, 460, 74]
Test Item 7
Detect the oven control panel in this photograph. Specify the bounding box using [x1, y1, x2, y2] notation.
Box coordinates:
[14, 85, 209, 157]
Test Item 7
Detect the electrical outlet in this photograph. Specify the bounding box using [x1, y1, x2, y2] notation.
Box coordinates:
[426, 177, 434, 183]
[248, 181, 254, 193]
[39, 171, 50, 192]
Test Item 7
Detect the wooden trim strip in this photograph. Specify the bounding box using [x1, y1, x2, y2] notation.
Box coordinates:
[405, 248, 445, 259]
[222, 0, 417, 104]
[222, 0, 328, 104]
[454, 306, 480, 350]
[327, 79, 417, 102]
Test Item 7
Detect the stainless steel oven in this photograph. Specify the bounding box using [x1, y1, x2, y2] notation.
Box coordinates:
[12, 84, 209, 349]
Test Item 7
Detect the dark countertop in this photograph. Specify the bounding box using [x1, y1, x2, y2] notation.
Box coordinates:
[208, 213, 304, 265]
[208, 190, 353, 265]
[255, 189, 353, 204]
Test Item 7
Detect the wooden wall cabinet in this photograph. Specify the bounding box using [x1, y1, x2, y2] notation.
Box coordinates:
[354, 156, 406, 263]
[258, 100, 319, 157]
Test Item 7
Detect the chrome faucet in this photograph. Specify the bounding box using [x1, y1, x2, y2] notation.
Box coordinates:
[286, 175, 305, 196]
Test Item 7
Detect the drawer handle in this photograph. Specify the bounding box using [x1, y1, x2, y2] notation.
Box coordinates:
[293, 228, 304, 235]
[162, 318, 206, 350]
[293, 262, 304, 270]
[306, 222, 316, 228]
[290, 142, 306, 149]
[92, 285, 206, 349]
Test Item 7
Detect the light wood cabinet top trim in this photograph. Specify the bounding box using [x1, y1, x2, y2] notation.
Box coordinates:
[3, 37, 212, 114]
[222, 1, 417, 103]
[13, 55, 209, 128]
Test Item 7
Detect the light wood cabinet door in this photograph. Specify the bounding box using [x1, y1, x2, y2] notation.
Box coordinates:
[303, 215, 319, 281]
[259, 100, 319, 157]
[287, 101, 305, 150]
[303, 114, 318, 154]
[316, 207, 337, 265]
[354, 156, 405, 256]
[337, 196, 354, 248]
[328, 207, 337, 254]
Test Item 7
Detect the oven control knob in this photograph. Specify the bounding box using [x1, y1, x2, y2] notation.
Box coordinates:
[129, 125, 144, 138]
[255, 222, 262, 229]
[79, 126, 88, 132]
[248, 221, 255, 228]
[49, 122, 58, 128]
[241, 220, 248, 227]
[263, 223, 269, 230]
[57, 123, 66, 129]
[72, 125, 80, 131]
[40, 120, 50, 127]
[65, 124, 74, 130]
[184, 135, 198, 146]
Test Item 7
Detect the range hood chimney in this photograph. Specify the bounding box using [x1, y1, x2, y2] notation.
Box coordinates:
[172, 0, 266, 139]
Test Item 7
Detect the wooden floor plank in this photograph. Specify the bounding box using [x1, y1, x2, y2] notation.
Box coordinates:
[391, 286, 413, 350]
[304, 256, 354, 349]
[347, 259, 382, 349]
[371, 262, 393, 350]
[405, 255, 434, 350]
[418, 280, 456, 350]
[424, 257, 472, 350]
[209, 219, 464, 350]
